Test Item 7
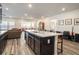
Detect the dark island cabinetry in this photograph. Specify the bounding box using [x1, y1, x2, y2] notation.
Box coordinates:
[28, 34, 35, 51]
[0, 32, 7, 54]
[34, 37, 40, 54]
[25, 31, 55, 55]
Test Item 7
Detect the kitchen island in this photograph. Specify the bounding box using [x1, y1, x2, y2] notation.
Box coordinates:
[25, 30, 62, 55]
[0, 31, 7, 54]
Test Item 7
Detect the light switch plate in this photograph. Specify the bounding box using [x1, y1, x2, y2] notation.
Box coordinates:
[47, 39, 50, 44]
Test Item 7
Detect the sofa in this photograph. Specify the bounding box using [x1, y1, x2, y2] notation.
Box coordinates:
[7, 28, 22, 39]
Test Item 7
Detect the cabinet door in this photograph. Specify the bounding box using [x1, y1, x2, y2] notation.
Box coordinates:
[0, 40, 3, 54]
[25, 32, 28, 44]
[28, 35, 35, 51]
[30, 38, 34, 51]
[0, 39, 6, 54]
[34, 38, 40, 55]
[0, 34, 7, 54]
[28, 36, 31, 47]
[41, 37, 55, 55]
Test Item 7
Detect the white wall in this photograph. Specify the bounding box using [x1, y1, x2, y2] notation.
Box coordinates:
[46, 9, 79, 33]
[36, 19, 57, 31]
[44, 19, 57, 31]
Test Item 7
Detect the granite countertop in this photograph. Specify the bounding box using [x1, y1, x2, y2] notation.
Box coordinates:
[0, 31, 7, 36]
[26, 30, 62, 37]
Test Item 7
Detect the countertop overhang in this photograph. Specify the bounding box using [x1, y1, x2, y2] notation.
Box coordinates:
[0, 31, 7, 36]
[26, 30, 62, 38]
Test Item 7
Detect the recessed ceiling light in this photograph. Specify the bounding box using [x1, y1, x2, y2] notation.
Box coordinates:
[28, 4, 32, 8]
[24, 14, 28, 16]
[62, 8, 66, 11]
[5, 8, 9, 10]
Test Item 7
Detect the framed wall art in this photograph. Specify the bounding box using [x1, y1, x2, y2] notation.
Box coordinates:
[58, 20, 64, 25]
[65, 19, 72, 25]
[74, 18, 79, 25]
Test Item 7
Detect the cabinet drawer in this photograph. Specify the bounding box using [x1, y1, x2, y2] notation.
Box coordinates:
[41, 37, 55, 45]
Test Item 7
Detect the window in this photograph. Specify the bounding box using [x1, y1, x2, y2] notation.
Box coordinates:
[8, 21, 15, 30]
[0, 21, 8, 31]
[0, 21, 15, 31]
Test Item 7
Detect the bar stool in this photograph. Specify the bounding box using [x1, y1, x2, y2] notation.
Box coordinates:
[57, 35, 63, 54]
[75, 34, 79, 42]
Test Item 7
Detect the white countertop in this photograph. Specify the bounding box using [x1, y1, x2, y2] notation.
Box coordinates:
[0, 31, 7, 36]
[26, 30, 62, 37]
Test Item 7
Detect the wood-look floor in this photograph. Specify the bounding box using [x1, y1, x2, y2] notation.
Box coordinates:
[2, 39, 34, 55]
[2, 32, 34, 55]
[62, 39, 79, 55]
[2, 32, 79, 55]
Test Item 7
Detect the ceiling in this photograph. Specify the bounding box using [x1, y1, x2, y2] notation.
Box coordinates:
[1, 3, 79, 19]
